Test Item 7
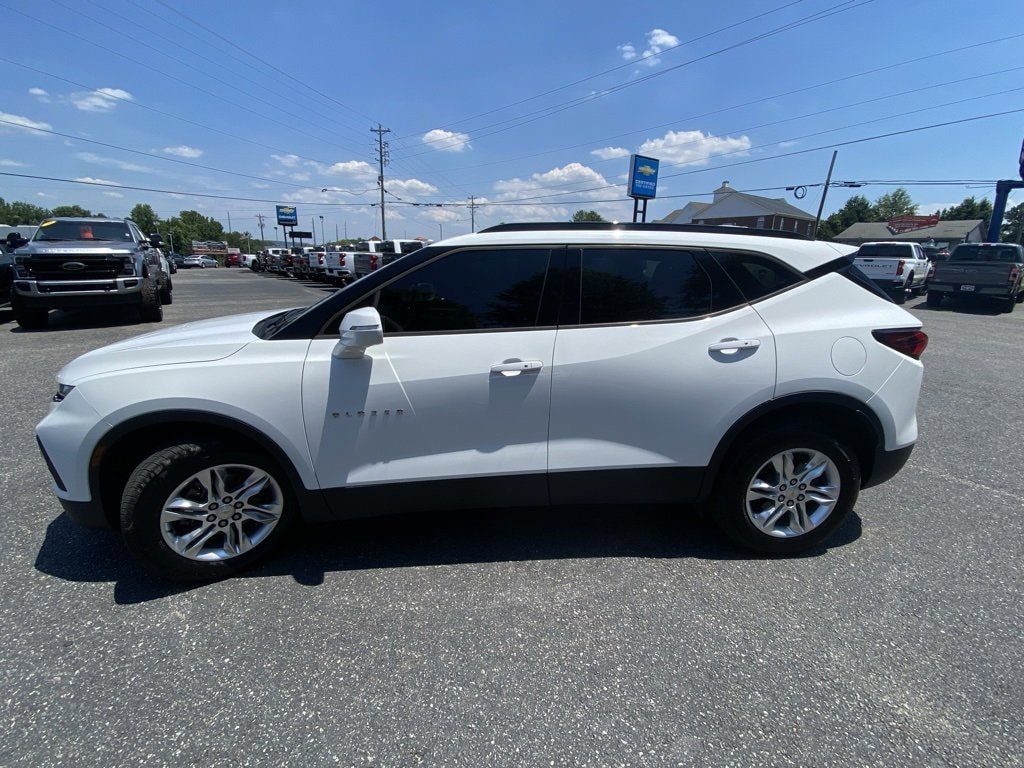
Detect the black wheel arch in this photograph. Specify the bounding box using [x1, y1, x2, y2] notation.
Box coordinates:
[89, 410, 327, 529]
[698, 392, 886, 502]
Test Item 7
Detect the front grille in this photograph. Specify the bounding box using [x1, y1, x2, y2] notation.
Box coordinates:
[26, 256, 124, 281]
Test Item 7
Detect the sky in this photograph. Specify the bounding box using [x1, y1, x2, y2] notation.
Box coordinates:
[1, 0, 1023, 242]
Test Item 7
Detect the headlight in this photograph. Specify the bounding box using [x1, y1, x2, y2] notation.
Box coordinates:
[119, 257, 137, 276]
[53, 383, 75, 403]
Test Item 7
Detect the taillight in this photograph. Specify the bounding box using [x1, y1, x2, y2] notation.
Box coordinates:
[1009, 266, 1019, 284]
[927, 263, 935, 279]
[340, 256, 346, 266]
[318, 254, 324, 265]
[872, 329, 928, 360]
[370, 254, 378, 269]
[895, 260, 905, 276]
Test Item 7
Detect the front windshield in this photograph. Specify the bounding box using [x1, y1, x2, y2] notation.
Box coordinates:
[33, 220, 133, 243]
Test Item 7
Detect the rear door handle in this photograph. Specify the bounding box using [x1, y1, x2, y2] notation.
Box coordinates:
[491, 360, 543, 376]
[709, 339, 760, 352]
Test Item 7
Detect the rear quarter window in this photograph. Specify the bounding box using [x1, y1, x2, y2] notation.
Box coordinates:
[711, 251, 804, 302]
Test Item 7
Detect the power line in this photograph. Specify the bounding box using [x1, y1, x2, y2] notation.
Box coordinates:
[394, 0, 873, 158]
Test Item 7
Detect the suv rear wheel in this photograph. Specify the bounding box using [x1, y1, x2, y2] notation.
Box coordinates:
[120, 442, 294, 581]
[712, 429, 860, 554]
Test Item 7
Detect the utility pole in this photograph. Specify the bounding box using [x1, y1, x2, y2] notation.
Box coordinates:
[811, 150, 838, 240]
[311, 216, 317, 246]
[227, 211, 232, 235]
[468, 195, 478, 232]
[372, 124, 391, 240]
[256, 213, 266, 244]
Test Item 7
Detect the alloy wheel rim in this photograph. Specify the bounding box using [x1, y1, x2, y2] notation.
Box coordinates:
[744, 448, 840, 538]
[159, 464, 284, 561]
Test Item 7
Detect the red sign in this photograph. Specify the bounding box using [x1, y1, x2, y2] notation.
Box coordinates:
[888, 215, 940, 233]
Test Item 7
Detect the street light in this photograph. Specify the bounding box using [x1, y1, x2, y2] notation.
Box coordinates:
[438, 222, 443, 240]
[319, 215, 325, 245]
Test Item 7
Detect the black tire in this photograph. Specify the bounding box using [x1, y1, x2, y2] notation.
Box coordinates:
[893, 287, 907, 305]
[139, 277, 163, 322]
[711, 429, 860, 555]
[11, 293, 49, 329]
[120, 443, 295, 582]
[160, 277, 173, 305]
[1003, 296, 1016, 314]
[926, 291, 943, 308]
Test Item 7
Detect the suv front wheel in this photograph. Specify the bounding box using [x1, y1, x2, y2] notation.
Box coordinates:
[120, 442, 294, 581]
[712, 429, 860, 554]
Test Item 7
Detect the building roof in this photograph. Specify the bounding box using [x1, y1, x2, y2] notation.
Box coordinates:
[834, 220, 984, 242]
[657, 202, 710, 224]
[694, 190, 816, 222]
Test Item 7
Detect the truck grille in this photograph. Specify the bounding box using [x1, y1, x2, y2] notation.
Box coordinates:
[26, 256, 124, 281]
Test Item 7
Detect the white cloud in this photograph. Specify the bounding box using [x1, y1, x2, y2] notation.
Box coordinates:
[271, 153, 301, 167]
[0, 111, 52, 135]
[161, 145, 203, 158]
[322, 159, 377, 177]
[76, 151, 151, 173]
[71, 87, 133, 112]
[251, 182, 271, 189]
[0, 159, 27, 167]
[591, 146, 630, 161]
[290, 172, 311, 182]
[619, 29, 680, 68]
[74, 176, 121, 186]
[387, 178, 439, 197]
[494, 162, 609, 196]
[638, 130, 751, 166]
[36, 192, 52, 198]
[778, 141, 798, 149]
[422, 129, 471, 153]
[103, 191, 124, 198]
[29, 87, 50, 103]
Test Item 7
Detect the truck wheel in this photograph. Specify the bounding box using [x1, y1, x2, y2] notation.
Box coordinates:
[893, 288, 907, 305]
[139, 278, 163, 322]
[712, 427, 860, 555]
[926, 291, 943, 308]
[120, 442, 295, 581]
[160, 278, 173, 305]
[11, 294, 49, 330]
[1004, 296, 1016, 314]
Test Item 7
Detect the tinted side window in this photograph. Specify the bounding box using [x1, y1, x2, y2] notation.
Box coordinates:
[579, 248, 712, 324]
[376, 248, 551, 333]
[713, 250, 803, 301]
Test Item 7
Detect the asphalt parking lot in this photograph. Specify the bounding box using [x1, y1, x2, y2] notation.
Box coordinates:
[1, 268, 1021, 767]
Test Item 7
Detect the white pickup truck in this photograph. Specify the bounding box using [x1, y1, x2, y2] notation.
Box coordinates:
[852, 241, 930, 304]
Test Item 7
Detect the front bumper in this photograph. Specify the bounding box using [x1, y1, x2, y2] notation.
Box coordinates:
[15, 278, 143, 308]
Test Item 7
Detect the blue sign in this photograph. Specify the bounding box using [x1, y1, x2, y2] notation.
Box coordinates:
[276, 205, 298, 226]
[628, 154, 660, 200]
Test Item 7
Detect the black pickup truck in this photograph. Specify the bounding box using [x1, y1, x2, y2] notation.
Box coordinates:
[926, 242, 1024, 312]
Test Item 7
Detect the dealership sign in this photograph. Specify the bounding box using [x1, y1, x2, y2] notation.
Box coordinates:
[276, 205, 298, 226]
[628, 154, 660, 200]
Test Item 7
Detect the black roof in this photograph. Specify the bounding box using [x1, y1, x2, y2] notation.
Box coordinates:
[479, 222, 809, 240]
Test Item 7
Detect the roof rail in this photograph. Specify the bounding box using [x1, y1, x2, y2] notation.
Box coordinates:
[478, 222, 810, 240]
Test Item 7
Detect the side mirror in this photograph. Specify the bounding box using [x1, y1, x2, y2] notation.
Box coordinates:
[149, 234, 163, 248]
[333, 306, 384, 359]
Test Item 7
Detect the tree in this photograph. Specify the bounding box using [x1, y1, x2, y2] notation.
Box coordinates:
[1000, 202, 1024, 243]
[934, 196, 993, 234]
[572, 210, 606, 222]
[50, 205, 93, 217]
[872, 188, 917, 220]
[817, 194, 874, 240]
[0, 198, 51, 225]
[129, 203, 160, 237]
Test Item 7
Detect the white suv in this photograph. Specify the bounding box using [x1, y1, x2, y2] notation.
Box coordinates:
[36, 223, 927, 581]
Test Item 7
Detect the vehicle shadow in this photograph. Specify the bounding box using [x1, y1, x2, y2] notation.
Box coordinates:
[910, 298, 1008, 315]
[5, 306, 142, 332]
[34, 504, 863, 604]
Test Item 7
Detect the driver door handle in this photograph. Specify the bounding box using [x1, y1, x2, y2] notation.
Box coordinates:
[490, 360, 543, 376]
[709, 339, 760, 352]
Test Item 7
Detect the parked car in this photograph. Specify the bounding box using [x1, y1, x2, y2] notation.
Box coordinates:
[36, 222, 927, 581]
[853, 241, 930, 304]
[183, 255, 218, 269]
[9, 217, 169, 328]
[225, 252, 241, 268]
[0, 247, 13, 308]
[926, 242, 1024, 312]
[166, 252, 185, 272]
